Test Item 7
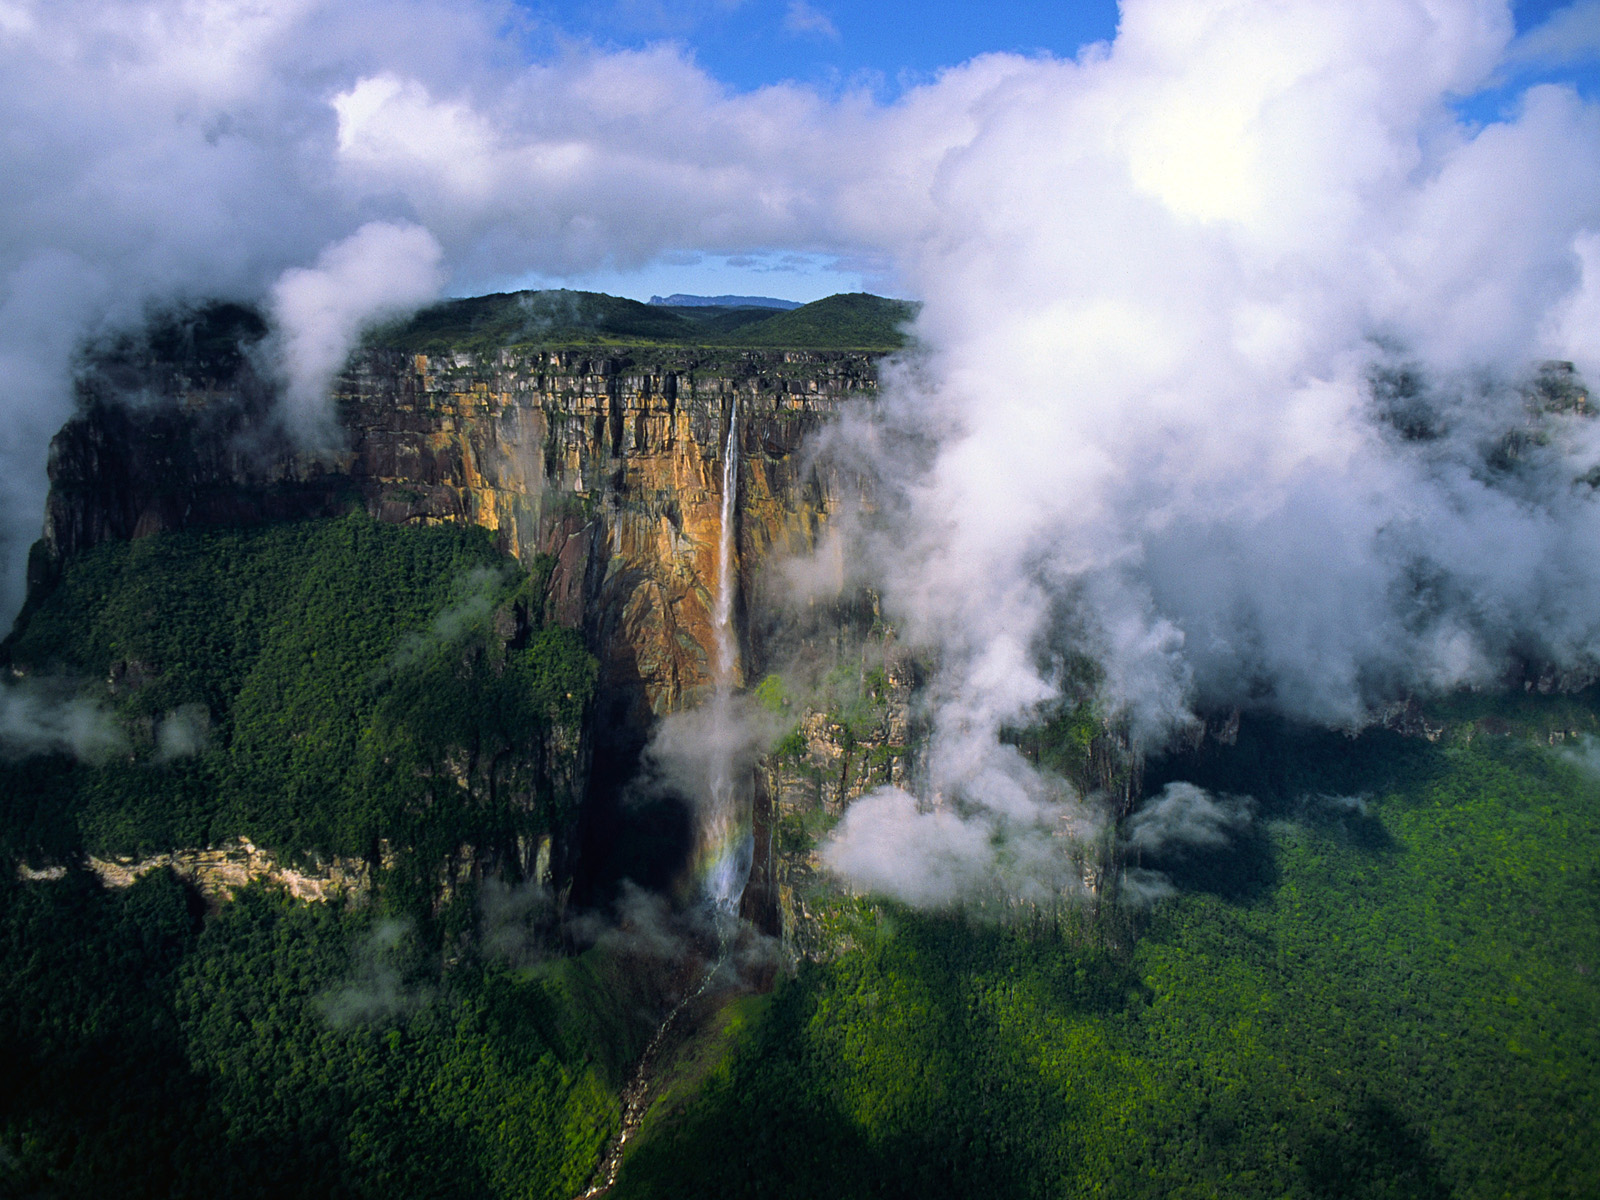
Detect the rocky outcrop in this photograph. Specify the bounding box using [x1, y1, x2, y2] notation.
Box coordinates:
[37, 338, 889, 914]
[76, 836, 375, 903]
[43, 345, 880, 722]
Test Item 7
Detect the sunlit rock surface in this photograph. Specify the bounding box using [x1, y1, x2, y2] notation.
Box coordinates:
[44, 346, 879, 720]
[38, 338, 889, 918]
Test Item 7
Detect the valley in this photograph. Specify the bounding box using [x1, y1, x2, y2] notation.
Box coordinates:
[0, 292, 1596, 1198]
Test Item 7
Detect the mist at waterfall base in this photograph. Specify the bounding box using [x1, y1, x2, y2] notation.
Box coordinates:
[814, 3, 1600, 908]
[619, 697, 782, 916]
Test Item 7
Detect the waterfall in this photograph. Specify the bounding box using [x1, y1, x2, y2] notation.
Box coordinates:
[701, 396, 753, 915]
[577, 400, 751, 1198]
[712, 394, 738, 685]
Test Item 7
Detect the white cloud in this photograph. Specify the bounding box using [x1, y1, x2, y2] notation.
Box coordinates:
[155, 704, 211, 762]
[0, 681, 125, 762]
[1505, 0, 1600, 69]
[820, 782, 1102, 909]
[783, 0, 838, 40]
[813, 0, 1600, 904]
[269, 221, 445, 442]
[1543, 230, 1600, 379]
[1123, 783, 1253, 856]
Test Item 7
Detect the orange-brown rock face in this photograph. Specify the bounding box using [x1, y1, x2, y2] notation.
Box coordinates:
[334, 346, 879, 720]
[37, 342, 885, 911]
[43, 345, 881, 724]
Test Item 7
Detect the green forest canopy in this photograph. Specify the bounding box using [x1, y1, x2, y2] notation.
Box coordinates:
[1, 514, 596, 865]
[1, 514, 1597, 1198]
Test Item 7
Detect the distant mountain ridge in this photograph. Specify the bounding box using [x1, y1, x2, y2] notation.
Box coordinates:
[367, 288, 918, 353]
[647, 293, 801, 309]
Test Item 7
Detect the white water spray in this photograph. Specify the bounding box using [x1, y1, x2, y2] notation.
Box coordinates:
[702, 396, 753, 915]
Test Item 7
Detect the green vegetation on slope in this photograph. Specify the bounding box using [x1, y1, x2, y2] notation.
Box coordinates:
[366, 288, 916, 354]
[0, 514, 632, 1197]
[650, 304, 783, 336]
[718, 293, 918, 350]
[367, 289, 697, 354]
[613, 719, 1600, 1199]
[1, 513, 596, 867]
[4, 500, 1598, 1198]
[0, 872, 620, 1199]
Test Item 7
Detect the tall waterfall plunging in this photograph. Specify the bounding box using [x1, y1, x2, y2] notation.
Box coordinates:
[712, 396, 739, 690]
[578, 405, 750, 1198]
[701, 397, 754, 915]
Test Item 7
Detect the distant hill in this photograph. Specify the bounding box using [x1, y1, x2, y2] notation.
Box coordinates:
[369, 289, 918, 353]
[653, 304, 789, 337]
[366, 289, 690, 354]
[719, 293, 919, 350]
[648, 293, 801, 309]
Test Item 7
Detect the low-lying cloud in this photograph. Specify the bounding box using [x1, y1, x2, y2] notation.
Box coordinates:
[820, 780, 1103, 910]
[320, 917, 434, 1027]
[268, 221, 444, 445]
[154, 703, 212, 763]
[1122, 784, 1254, 857]
[0, 681, 126, 762]
[815, 0, 1600, 907]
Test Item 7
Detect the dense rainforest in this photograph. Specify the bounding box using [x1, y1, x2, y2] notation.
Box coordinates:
[5, 508, 1597, 1199]
[1, 296, 1596, 1198]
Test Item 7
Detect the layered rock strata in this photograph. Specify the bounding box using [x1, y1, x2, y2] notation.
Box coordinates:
[39, 343, 891, 919]
[45, 346, 880, 718]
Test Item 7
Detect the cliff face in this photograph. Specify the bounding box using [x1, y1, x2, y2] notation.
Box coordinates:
[80, 836, 375, 904]
[39, 339, 891, 922]
[334, 346, 876, 719]
[45, 346, 876, 718]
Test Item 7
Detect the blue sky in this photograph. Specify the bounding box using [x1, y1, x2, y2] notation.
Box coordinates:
[518, 0, 1120, 96]
[515, 0, 1600, 302]
[517, 0, 1597, 103]
[510, 1, 1127, 300]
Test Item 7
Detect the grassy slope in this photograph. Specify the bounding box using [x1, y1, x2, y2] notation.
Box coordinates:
[718, 293, 918, 350]
[613, 722, 1600, 1199]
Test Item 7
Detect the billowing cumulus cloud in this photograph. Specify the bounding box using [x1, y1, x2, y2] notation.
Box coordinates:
[811, 0, 1600, 904]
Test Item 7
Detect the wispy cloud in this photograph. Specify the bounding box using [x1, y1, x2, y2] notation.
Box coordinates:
[1505, 0, 1600, 69]
[0, 681, 125, 762]
[783, 0, 838, 40]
